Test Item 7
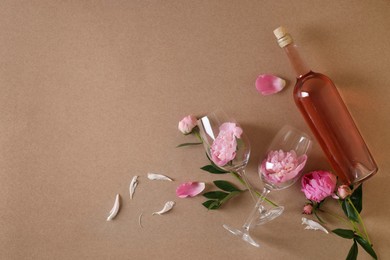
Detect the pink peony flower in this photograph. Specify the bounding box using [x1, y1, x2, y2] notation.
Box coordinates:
[176, 182, 205, 198]
[218, 122, 243, 139]
[303, 203, 313, 215]
[301, 170, 337, 203]
[210, 122, 243, 166]
[178, 115, 197, 134]
[260, 150, 307, 184]
[337, 185, 352, 200]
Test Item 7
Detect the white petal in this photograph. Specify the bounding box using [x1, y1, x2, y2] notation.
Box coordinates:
[129, 176, 138, 199]
[152, 201, 175, 215]
[138, 212, 144, 228]
[301, 217, 329, 234]
[107, 194, 120, 221]
[147, 173, 173, 181]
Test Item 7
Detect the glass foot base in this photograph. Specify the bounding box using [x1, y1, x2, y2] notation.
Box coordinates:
[256, 206, 284, 225]
[223, 224, 260, 247]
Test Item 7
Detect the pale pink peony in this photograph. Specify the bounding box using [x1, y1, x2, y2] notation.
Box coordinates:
[337, 184, 352, 200]
[301, 171, 337, 203]
[260, 150, 307, 184]
[219, 122, 243, 139]
[178, 115, 197, 134]
[302, 203, 313, 215]
[176, 182, 205, 198]
[255, 74, 286, 96]
[210, 122, 243, 166]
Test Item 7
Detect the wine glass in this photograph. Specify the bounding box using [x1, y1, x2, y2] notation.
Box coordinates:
[223, 125, 312, 247]
[197, 110, 257, 202]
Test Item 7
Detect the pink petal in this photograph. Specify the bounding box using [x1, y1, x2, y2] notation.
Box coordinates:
[280, 154, 308, 182]
[176, 182, 205, 198]
[255, 74, 286, 96]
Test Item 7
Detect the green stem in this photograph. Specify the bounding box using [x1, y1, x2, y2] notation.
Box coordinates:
[336, 200, 365, 239]
[194, 130, 203, 143]
[229, 171, 278, 207]
[336, 200, 364, 240]
[319, 209, 352, 228]
[347, 198, 371, 244]
[220, 191, 240, 204]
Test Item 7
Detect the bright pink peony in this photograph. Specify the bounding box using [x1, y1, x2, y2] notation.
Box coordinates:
[260, 150, 307, 184]
[178, 115, 197, 134]
[301, 170, 337, 203]
[210, 122, 243, 166]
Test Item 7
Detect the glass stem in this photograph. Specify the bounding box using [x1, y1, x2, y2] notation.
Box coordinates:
[230, 171, 278, 207]
[237, 169, 257, 203]
[242, 187, 271, 231]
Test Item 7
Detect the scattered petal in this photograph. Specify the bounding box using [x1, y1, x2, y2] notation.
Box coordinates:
[255, 74, 286, 96]
[138, 212, 143, 228]
[152, 201, 175, 215]
[176, 182, 205, 198]
[301, 217, 329, 234]
[147, 173, 173, 181]
[106, 194, 120, 221]
[129, 176, 138, 199]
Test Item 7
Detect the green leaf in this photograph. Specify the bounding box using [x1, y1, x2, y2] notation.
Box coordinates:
[332, 229, 355, 239]
[203, 191, 229, 200]
[176, 142, 203, 148]
[342, 200, 359, 222]
[350, 184, 363, 213]
[202, 200, 220, 210]
[341, 199, 348, 217]
[213, 180, 242, 192]
[355, 235, 377, 259]
[200, 165, 229, 174]
[346, 240, 358, 260]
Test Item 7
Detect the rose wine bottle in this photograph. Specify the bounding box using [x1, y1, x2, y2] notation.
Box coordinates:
[273, 26, 378, 185]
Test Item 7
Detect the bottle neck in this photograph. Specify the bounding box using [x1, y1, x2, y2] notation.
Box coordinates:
[283, 43, 311, 78]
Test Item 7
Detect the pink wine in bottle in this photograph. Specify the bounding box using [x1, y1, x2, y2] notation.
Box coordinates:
[273, 26, 378, 185]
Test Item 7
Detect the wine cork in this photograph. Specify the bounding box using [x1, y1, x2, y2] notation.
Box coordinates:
[273, 26, 293, 48]
[273, 26, 288, 39]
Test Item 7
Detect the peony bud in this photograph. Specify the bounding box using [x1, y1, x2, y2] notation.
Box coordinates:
[302, 204, 313, 215]
[337, 185, 352, 200]
[178, 115, 197, 134]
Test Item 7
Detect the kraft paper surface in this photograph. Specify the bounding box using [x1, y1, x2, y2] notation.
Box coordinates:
[1, 1, 389, 259]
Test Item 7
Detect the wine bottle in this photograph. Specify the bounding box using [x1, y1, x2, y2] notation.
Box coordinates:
[273, 26, 378, 185]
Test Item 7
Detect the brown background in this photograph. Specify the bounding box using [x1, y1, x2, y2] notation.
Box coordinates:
[1, 1, 389, 259]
